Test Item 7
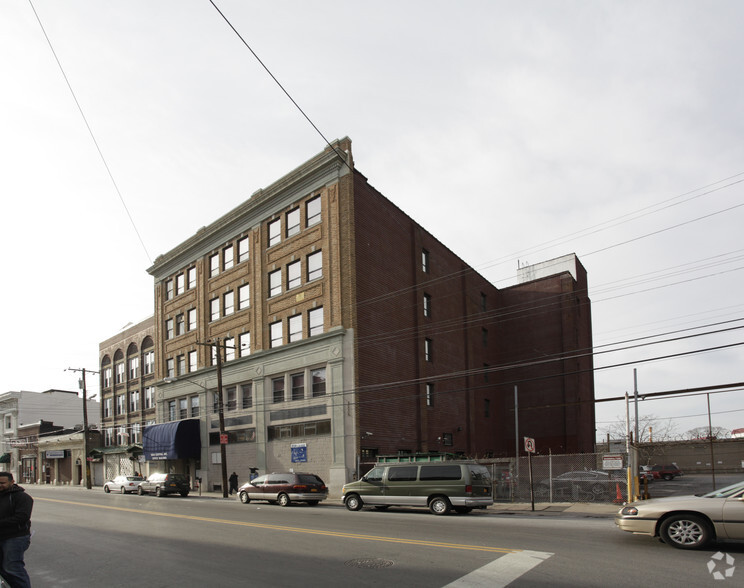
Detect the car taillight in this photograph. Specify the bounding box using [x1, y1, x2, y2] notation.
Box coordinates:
[465, 485, 472, 493]
[293, 485, 308, 491]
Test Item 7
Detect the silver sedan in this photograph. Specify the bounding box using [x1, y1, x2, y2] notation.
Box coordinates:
[103, 475, 145, 494]
[615, 480, 744, 549]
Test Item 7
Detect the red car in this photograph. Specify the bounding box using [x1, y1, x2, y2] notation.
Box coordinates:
[644, 465, 683, 481]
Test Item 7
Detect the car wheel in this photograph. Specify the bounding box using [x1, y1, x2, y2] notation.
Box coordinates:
[278, 493, 291, 507]
[104, 485, 110, 493]
[137, 486, 144, 495]
[663, 474, 673, 481]
[155, 487, 162, 497]
[428, 496, 451, 515]
[345, 494, 363, 511]
[120, 486, 127, 494]
[591, 483, 607, 496]
[239, 491, 250, 504]
[659, 514, 712, 549]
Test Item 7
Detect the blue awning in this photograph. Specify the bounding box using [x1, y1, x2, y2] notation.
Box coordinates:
[143, 420, 201, 461]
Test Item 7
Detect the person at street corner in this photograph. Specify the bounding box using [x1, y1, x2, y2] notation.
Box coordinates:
[228, 472, 239, 495]
[0, 472, 33, 588]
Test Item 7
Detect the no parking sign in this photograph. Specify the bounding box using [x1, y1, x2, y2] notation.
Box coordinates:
[524, 437, 536, 453]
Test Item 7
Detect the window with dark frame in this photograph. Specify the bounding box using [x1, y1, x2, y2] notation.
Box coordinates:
[425, 338, 433, 362]
[272, 377, 285, 403]
[268, 218, 281, 247]
[286, 208, 300, 238]
[306, 195, 321, 227]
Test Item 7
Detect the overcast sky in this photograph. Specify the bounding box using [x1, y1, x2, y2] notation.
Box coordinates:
[2, 1, 743, 442]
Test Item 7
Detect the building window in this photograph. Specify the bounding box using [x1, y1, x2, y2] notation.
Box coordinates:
[306, 195, 321, 227]
[129, 357, 139, 379]
[187, 308, 197, 331]
[115, 363, 125, 384]
[116, 426, 127, 446]
[422, 249, 429, 273]
[104, 427, 113, 446]
[224, 337, 235, 361]
[165, 319, 174, 340]
[481, 292, 487, 312]
[168, 400, 176, 422]
[238, 284, 250, 309]
[482, 328, 488, 347]
[269, 270, 282, 297]
[209, 253, 220, 278]
[288, 314, 302, 342]
[223, 245, 234, 271]
[165, 279, 174, 300]
[308, 307, 324, 336]
[116, 395, 126, 416]
[143, 351, 154, 375]
[241, 383, 252, 409]
[425, 338, 433, 362]
[442, 433, 453, 446]
[426, 383, 434, 407]
[239, 332, 250, 357]
[176, 398, 187, 419]
[104, 398, 112, 418]
[145, 387, 155, 409]
[130, 390, 140, 412]
[287, 260, 301, 290]
[286, 208, 300, 238]
[226, 386, 237, 411]
[312, 368, 326, 397]
[166, 358, 175, 378]
[270, 321, 283, 348]
[268, 218, 281, 247]
[188, 350, 197, 373]
[307, 251, 322, 281]
[190, 395, 200, 417]
[103, 367, 112, 388]
[272, 377, 285, 403]
[187, 267, 197, 289]
[176, 273, 185, 296]
[291, 373, 304, 400]
[224, 291, 235, 316]
[423, 293, 431, 318]
[238, 236, 250, 263]
[132, 423, 141, 444]
[176, 314, 185, 336]
[210, 298, 220, 322]
[484, 398, 490, 418]
[177, 355, 186, 375]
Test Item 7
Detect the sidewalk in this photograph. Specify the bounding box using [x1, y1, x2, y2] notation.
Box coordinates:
[199, 490, 619, 517]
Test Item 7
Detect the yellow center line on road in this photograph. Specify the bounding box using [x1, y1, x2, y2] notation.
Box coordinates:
[37, 497, 519, 554]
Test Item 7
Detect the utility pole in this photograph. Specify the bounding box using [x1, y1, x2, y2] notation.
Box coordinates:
[67, 367, 97, 490]
[195, 339, 229, 498]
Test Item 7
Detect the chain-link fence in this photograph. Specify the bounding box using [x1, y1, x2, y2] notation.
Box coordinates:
[480, 452, 631, 503]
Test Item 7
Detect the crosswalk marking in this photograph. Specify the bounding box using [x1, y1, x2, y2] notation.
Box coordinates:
[443, 550, 554, 587]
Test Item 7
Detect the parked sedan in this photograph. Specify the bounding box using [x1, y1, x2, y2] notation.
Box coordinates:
[537, 470, 622, 499]
[238, 472, 328, 506]
[103, 475, 145, 494]
[615, 480, 744, 549]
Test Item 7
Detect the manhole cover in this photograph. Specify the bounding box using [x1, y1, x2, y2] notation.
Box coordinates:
[345, 558, 395, 569]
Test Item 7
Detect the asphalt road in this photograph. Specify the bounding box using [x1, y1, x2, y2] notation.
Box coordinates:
[25, 485, 744, 587]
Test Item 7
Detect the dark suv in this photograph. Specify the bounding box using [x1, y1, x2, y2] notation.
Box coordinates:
[238, 472, 327, 506]
[138, 473, 190, 497]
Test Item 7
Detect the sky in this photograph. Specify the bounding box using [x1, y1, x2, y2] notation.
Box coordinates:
[2, 0, 743, 442]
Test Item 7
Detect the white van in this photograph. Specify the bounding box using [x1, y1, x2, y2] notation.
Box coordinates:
[341, 461, 493, 515]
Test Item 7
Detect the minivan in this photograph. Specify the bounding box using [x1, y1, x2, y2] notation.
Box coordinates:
[341, 462, 493, 515]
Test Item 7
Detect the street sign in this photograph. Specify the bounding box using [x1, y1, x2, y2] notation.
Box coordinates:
[524, 437, 535, 453]
[291, 443, 307, 463]
[220, 433, 228, 445]
[602, 454, 624, 470]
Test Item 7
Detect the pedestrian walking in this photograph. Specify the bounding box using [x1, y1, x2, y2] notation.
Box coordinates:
[0, 472, 33, 588]
[229, 472, 239, 495]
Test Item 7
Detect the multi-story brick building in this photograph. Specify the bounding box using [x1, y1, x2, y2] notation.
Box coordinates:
[98, 317, 157, 479]
[144, 137, 595, 494]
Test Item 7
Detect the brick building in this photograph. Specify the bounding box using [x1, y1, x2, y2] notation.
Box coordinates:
[143, 137, 595, 494]
[98, 317, 156, 480]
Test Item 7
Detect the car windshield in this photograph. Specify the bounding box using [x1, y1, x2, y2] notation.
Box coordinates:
[702, 481, 744, 498]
